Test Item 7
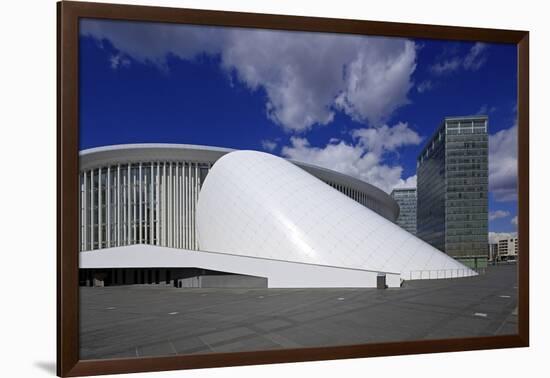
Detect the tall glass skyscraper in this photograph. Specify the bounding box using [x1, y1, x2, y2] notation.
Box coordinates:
[391, 188, 417, 235]
[416, 116, 488, 269]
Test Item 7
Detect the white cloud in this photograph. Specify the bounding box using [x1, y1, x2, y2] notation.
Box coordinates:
[489, 123, 517, 202]
[333, 41, 416, 126]
[489, 210, 510, 221]
[260, 140, 277, 152]
[281, 122, 422, 193]
[81, 19, 417, 132]
[393, 174, 417, 190]
[80, 20, 223, 68]
[463, 43, 488, 71]
[511, 216, 518, 226]
[476, 104, 497, 115]
[417, 80, 433, 93]
[488, 231, 517, 244]
[430, 42, 488, 75]
[109, 54, 130, 69]
[430, 58, 461, 75]
[351, 122, 422, 155]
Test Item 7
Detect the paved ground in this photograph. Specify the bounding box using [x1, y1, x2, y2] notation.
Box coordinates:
[80, 264, 518, 360]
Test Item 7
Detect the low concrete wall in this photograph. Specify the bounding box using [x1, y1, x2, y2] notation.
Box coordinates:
[177, 274, 267, 288]
[200, 274, 267, 288]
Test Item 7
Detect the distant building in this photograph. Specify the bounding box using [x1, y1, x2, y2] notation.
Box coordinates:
[497, 237, 518, 261]
[391, 188, 417, 235]
[417, 116, 489, 269]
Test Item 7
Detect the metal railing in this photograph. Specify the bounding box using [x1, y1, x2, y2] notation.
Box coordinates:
[409, 267, 485, 280]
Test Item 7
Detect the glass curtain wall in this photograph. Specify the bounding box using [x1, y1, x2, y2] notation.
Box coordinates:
[417, 116, 488, 268]
[391, 188, 417, 235]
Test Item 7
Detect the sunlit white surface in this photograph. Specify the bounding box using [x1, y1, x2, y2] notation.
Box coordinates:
[197, 150, 476, 281]
[79, 245, 402, 288]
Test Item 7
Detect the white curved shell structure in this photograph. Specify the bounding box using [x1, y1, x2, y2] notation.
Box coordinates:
[197, 151, 476, 286]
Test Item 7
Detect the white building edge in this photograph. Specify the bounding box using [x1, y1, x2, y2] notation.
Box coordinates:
[79, 144, 476, 288]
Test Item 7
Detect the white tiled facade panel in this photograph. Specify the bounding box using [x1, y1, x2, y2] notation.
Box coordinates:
[197, 151, 477, 280]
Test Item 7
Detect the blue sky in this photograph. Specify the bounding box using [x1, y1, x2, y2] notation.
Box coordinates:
[79, 19, 518, 235]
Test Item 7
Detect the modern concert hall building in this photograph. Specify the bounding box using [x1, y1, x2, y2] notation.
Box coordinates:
[79, 144, 476, 288]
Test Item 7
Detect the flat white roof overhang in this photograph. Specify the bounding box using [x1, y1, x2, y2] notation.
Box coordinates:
[80, 245, 402, 288]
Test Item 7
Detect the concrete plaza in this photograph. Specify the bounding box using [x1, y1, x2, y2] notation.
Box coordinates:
[80, 264, 518, 360]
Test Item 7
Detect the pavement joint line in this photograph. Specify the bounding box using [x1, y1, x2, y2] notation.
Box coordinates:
[405, 285, 506, 340]
[263, 332, 303, 348]
[168, 292, 289, 314]
[492, 304, 519, 334]
[198, 335, 215, 352]
[169, 341, 177, 355]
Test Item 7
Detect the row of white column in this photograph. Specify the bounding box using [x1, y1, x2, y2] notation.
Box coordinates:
[326, 181, 378, 214]
[79, 161, 208, 252]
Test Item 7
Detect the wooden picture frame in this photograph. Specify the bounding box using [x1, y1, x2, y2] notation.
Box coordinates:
[57, 1, 529, 376]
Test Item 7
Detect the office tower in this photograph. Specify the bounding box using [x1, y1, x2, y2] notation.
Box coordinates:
[391, 188, 417, 235]
[417, 116, 488, 269]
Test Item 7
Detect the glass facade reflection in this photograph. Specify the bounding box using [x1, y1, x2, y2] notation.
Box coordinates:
[417, 116, 488, 268]
[390, 188, 417, 235]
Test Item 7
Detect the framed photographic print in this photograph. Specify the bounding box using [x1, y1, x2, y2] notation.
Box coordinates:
[57, 1, 529, 376]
